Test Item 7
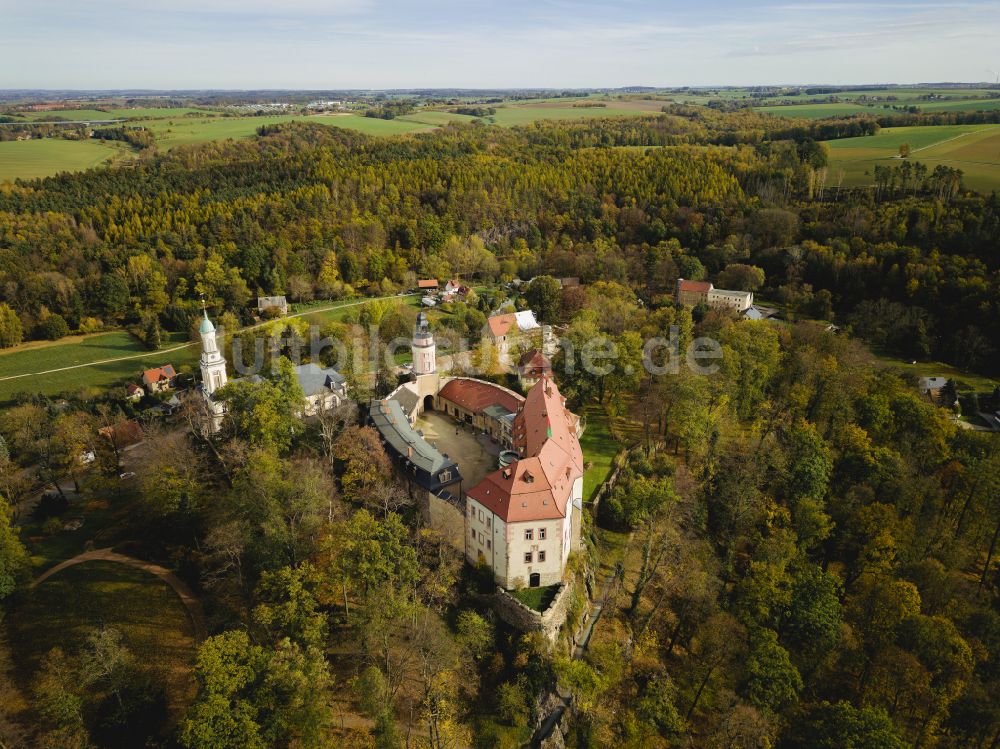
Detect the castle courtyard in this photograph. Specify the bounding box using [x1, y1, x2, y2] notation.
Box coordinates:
[414, 410, 499, 491]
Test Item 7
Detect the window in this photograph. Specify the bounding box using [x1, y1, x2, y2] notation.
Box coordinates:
[470, 528, 475, 539]
[524, 529, 533, 541]
[479, 509, 484, 522]
[469, 506, 474, 517]
[524, 552, 533, 564]
[538, 551, 546, 562]
[539, 527, 546, 540]
[486, 517, 491, 529]
[486, 540, 491, 550]
[439, 470, 452, 482]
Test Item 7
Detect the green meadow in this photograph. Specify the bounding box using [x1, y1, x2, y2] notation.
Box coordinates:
[487, 102, 658, 126]
[13, 106, 215, 121]
[0, 330, 199, 403]
[824, 124, 1000, 192]
[0, 138, 128, 181]
[757, 102, 882, 119]
[145, 112, 431, 148]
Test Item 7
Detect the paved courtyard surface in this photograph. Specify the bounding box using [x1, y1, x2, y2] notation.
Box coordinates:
[415, 410, 499, 489]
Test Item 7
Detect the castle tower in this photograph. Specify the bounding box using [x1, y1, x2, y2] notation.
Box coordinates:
[199, 305, 227, 431]
[411, 311, 441, 408]
[412, 311, 436, 375]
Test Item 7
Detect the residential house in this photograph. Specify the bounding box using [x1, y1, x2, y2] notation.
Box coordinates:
[482, 310, 542, 365]
[676, 278, 753, 313]
[292, 363, 348, 416]
[141, 364, 176, 393]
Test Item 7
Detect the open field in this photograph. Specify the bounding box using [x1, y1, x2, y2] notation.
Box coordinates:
[9, 106, 216, 121]
[0, 138, 128, 181]
[873, 351, 1000, 395]
[824, 124, 1000, 192]
[398, 110, 479, 126]
[488, 100, 659, 126]
[144, 112, 431, 148]
[6, 561, 197, 725]
[0, 330, 199, 403]
[757, 102, 881, 119]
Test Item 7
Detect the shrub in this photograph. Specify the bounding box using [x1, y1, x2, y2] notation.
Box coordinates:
[37, 314, 69, 341]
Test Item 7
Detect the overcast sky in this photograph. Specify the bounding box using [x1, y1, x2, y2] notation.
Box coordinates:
[2, 0, 999, 89]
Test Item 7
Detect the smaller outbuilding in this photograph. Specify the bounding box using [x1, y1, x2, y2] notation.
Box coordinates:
[257, 295, 289, 316]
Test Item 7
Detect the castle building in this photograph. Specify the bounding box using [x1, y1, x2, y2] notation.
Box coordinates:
[676, 278, 753, 312]
[370, 314, 584, 590]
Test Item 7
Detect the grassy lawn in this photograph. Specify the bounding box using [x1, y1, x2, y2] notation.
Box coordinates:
[0, 330, 199, 404]
[510, 583, 560, 611]
[872, 350, 1000, 394]
[580, 404, 618, 501]
[5, 561, 197, 727]
[0, 138, 129, 182]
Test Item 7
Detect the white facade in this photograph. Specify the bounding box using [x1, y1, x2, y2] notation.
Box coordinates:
[199, 310, 227, 431]
[412, 311, 436, 375]
[706, 288, 753, 312]
[465, 474, 582, 589]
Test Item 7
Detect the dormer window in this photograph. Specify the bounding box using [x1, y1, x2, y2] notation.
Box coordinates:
[523, 471, 534, 484]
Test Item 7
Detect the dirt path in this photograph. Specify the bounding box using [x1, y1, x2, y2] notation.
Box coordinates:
[32, 548, 207, 641]
[0, 293, 417, 384]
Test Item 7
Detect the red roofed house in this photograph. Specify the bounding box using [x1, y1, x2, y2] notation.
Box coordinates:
[417, 279, 439, 291]
[141, 364, 176, 393]
[482, 310, 542, 366]
[125, 383, 144, 402]
[676, 278, 753, 312]
[676, 278, 713, 306]
[517, 349, 552, 390]
[465, 375, 583, 588]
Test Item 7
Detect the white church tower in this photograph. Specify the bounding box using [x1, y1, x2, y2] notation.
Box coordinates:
[199, 305, 227, 431]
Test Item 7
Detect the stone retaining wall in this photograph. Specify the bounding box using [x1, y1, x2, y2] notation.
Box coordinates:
[492, 580, 575, 645]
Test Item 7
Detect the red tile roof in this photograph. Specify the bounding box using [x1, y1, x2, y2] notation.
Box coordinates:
[466, 456, 566, 522]
[438, 377, 523, 415]
[468, 376, 583, 524]
[417, 279, 439, 289]
[486, 313, 517, 338]
[677, 279, 712, 293]
[141, 364, 176, 385]
[518, 349, 552, 377]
